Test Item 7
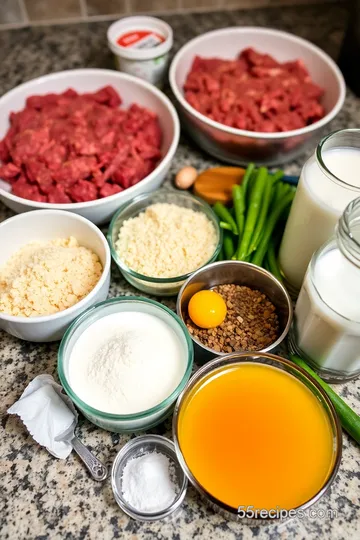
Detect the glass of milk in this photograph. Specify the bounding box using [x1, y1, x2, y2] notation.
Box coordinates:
[289, 197, 360, 382]
[279, 129, 360, 293]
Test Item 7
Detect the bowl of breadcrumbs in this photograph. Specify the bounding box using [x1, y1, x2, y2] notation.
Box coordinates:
[0, 209, 111, 342]
[108, 189, 222, 296]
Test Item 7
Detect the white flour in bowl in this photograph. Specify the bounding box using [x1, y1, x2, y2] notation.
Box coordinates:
[68, 311, 186, 414]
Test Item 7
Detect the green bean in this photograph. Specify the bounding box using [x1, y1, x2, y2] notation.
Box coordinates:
[223, 232, 235, 259]
[266, 239, 283, 282]
[271, 170, 284, 185]
[247, 175, 273, 255]
[241, 163, 255, 199]
[245, 169, 259, 205]
[232, 184, 246, 237]
[291, 355, 360, 444]
[270, 181, 290, 209]
[217, 247, 225, 261]
[213, 202, 238, 235]
[264, 258, 271, 273]
[220, 221, 233, 231]
[251, 191, 294, 266]
[237, 167, 268, 260]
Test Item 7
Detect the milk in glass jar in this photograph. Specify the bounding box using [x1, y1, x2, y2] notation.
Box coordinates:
[289, 197, 360, 382]
[279, 129, 360, 293]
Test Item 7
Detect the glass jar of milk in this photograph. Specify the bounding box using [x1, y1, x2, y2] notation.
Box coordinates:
[279, 129, 360, 293]
[289, 197, 360, 382]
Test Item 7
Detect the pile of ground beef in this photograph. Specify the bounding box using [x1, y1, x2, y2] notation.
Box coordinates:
[0, 86, 162, 203]
[184, 48, 325, 133]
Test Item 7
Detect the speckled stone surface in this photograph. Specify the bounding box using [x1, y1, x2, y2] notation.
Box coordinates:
[1, 3, 360, 539]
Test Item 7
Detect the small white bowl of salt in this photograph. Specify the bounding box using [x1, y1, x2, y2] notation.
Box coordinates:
[111, 434, 187, 521]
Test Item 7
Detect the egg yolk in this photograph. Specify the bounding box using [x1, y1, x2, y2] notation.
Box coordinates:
[188, 290, 227, 329]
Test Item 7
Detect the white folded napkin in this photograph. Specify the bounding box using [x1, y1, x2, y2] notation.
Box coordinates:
[8, 374, 78, 459]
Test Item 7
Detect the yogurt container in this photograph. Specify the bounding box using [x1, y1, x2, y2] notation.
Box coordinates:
[107, 16, 173, 87]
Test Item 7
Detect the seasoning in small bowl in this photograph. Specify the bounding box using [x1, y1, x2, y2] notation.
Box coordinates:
[186, 284, 279, 353]
[112, 435, 187, 521]
[108, 190, 221, 296]
[177, 260, 292, 363]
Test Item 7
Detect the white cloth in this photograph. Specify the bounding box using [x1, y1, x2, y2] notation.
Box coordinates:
[8, 374, 78, 459]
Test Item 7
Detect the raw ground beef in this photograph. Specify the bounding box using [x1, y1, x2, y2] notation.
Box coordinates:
[184, 48, 325, 133]
[0, 86, 162, 203]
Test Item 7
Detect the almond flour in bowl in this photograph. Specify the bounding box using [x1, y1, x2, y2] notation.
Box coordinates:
[108, 191, 222, 296]
[115, 202, 217, 278]
[0, 236, 102, 317]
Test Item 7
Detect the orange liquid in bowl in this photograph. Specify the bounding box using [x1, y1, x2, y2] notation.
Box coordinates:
[177, 363, 335, 511]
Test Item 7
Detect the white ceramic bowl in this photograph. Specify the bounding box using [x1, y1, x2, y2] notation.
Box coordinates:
[169, 27, 346, 166]
[0, 210, 111, 342]
[0, 69, 180, 224]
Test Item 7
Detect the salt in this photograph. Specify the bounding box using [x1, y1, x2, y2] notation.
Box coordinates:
[121, 452, 177, 513]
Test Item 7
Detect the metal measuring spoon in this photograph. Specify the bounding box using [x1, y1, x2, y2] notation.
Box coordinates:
[56, 420, 108, 481]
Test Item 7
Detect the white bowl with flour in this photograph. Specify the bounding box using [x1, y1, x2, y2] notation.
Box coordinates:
[58, 296, 193, 432]
[0, 210, 111, 342]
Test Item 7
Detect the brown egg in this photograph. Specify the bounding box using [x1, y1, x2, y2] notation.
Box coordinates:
[175, 166, 198, 190]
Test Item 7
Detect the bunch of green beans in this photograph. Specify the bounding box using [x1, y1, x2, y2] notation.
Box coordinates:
[213, 163, 296, 280]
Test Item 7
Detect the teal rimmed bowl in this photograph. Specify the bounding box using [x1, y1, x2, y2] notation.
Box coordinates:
[58, 296, 193, 432]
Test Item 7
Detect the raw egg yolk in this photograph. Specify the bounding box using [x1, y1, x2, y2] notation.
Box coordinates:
[188, 290, 227, 329]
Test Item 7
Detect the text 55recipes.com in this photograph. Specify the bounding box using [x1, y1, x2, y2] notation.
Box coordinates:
[237, 506, 338, 520]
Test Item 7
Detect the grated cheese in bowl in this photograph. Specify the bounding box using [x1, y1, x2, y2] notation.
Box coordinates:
[115, 203, 218, 278]
[0, 236, 103, 317]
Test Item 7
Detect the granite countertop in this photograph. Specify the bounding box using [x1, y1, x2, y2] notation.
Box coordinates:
[1, 3, 360, 539]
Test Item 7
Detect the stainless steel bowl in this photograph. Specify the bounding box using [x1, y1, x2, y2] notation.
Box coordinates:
[169, 27, 345, 166]
[176, 260, 292, 364]
[172, 352, 342, 523]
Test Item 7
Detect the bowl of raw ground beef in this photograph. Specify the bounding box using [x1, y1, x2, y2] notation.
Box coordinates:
[169, 27, 345, 166]
[0, 69, 179, 224]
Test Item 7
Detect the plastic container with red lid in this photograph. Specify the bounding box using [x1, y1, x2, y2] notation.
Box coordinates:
[107, 16, 173, 88]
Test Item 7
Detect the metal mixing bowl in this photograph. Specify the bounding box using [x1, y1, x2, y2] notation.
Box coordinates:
[172, 352, 342, 523]
[169, 27, 345, 166]
[176, 260, 292, 364]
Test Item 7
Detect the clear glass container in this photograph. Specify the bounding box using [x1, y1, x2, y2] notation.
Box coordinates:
[107, 189, 222, 296]
[279, 129, 360, 294]
[58, 296, 193, 432]
[111, 435, 187, 521]
[290, 197, 360, 382]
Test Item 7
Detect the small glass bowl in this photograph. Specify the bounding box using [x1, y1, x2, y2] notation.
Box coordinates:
[107, 189, 222, 296]
[58, 296, 193, 432]
[112, 434, 188, 521]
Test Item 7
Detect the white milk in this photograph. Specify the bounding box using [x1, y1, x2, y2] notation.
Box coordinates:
[291, 197, 360, 382]
[279, 147, 360, 291]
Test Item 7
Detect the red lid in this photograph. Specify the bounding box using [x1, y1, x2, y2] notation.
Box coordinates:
[117, 30, 165, 50]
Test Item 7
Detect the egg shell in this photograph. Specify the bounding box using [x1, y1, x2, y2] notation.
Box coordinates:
[175, 166, 198, 190]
